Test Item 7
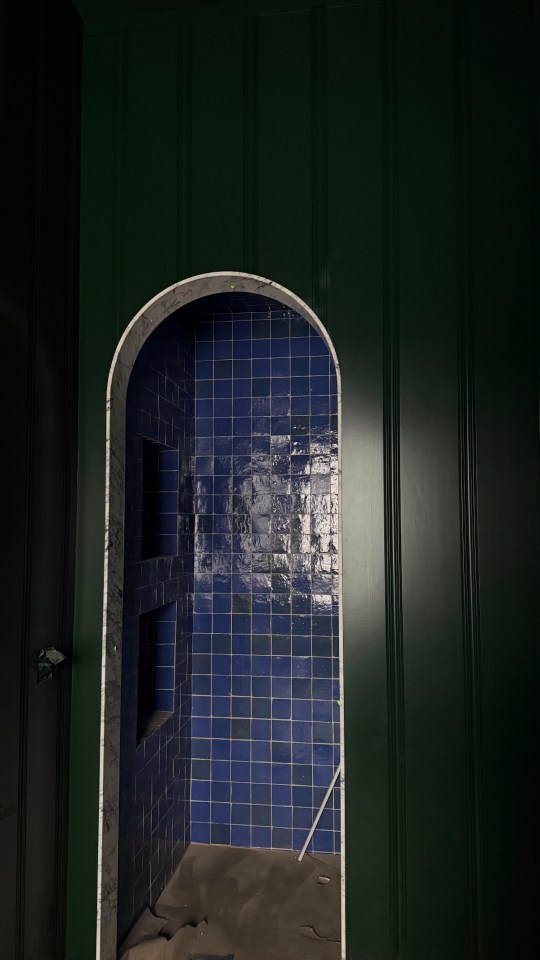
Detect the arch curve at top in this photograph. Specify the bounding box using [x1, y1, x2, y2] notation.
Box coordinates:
[107, 271, 341, 405]
[97, 271, 343, 960]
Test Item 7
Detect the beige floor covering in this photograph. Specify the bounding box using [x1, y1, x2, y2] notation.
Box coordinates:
[119, 843, 341, 960]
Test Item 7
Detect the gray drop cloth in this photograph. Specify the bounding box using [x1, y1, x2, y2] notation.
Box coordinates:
[119, 843, 341, 960]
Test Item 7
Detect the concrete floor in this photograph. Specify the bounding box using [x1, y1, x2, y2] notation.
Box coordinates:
[119, 843, 341, 960]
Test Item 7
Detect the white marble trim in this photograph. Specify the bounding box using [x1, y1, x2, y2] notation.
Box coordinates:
[97, 272, 345, 960]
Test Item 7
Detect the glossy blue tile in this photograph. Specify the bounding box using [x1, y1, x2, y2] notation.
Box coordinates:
[251, 739, 271, 761]
[231, 740, 250, 761]
[183, 300, 341, 853]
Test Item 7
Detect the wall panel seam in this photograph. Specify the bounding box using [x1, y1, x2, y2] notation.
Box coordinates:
[311, 5, 328, 328]
[112, 31, 126, 342]
[54, 22, 81, 956]
[0, 0, 5, 130]
[16, 6, 46, 956]
[382, 0, 406, 954]
[530, 0, 540, 445]
[177, 22, 192, 280]
[454, 2, 485, 957]
[243, 14, 259, 273]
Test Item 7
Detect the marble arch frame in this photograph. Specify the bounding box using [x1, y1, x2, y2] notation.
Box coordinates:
[97, 271, 345, 960]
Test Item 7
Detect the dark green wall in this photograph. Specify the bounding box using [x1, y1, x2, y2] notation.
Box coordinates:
[68, 1, 540, 957]
[0, 1, 81, 957]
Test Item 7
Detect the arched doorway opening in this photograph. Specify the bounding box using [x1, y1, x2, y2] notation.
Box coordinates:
[98, 273, 344, 959]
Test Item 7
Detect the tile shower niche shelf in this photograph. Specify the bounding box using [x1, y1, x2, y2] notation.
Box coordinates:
[137, 601, 177, 742]
[141, 439, 179, 560]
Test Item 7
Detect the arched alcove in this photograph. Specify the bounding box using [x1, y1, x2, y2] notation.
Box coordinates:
[97, 273, 344, 959]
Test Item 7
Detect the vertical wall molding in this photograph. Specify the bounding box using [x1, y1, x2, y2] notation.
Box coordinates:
[15, 12, 44, 956]
[112, 31, 126, 341]
[531, 0, 540, 446]
[381, 1, 406, 955]
[454, 3, 485, 958]
[311, 5, 328, 328]
[177, 22, 192, 280]
[0, 0, 5, 125]
[54, 22, 81, 955]
[243, 14, 258, 273]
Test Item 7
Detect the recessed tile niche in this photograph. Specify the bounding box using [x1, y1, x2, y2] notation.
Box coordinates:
[141, 442, 179, 559]
[137, 601, 176, 740]
[118, 290, 340, 942]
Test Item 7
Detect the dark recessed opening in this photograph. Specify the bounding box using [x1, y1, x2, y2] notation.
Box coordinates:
[141, 439, 178, 559]
[137, 602, 176, 741]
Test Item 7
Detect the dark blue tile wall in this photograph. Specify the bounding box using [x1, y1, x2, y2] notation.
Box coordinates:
[118, 315, 195, 941]
[189, 297, 340, 855]
[119, 294, 341, 941]
[140, 443, 180, 558]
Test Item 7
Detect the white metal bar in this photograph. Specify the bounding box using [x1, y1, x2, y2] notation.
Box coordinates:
[297, 763, 341, 862]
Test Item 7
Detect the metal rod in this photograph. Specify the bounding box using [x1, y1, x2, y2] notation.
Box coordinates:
[297, 763, 341, 862]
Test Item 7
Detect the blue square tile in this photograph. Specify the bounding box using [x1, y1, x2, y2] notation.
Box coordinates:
[193, 674, 211, 695]
[251, 827, 271, 848]
[211, 802, 230, 824]
[251, 762, 271, 784]
[231, 781, 250, 803]
[212, 739, 231, 760]
[192, 695, 211, 717]
[271, 396, 290, 416]
[272, 763, 291, 785]
[293, 807, 312, 829]
[231, 676, 250, 698]
[292, 742, 312, 764]
[231, 825, 251, 847]
[272, 677, 292, 699]
[154, 689, 174, 711]
[232, 803, 250, 825]
[191, 801, 211, 822]
[272, 698, 291, 719]
[314, 764, 334, 787]
[252, 783, 271, 805]
[212, 674, 231, 696]
[215, 379, 233, 398]
[252, 338, 271, 358]
[192, 759, 210, 779]
[211, 823, 231, 845]
[272, 806, 292, 828]
[233, 319, 251, 340]
[251, 718, 271, 741]
[192, 717, 211, 738]
[251, 740, 270, 763]
[231, 758, 250, 783]
[212, 717, 231, 740]
[211, 760, 231, 781]
[214, 339, 233, 359]
[252, 804, 271, 826]
[191, 823, 210, 843]
[231, 739, 250, 761]
[293, 785, 312, 807]
[271, 357, 290, 377]
[270, 338, 289, 358]
[272, 742, 291, 764]
[192, 779, 210, 800]
[214, 321, 232, 341]
[272, 783, 292, 806]
[272, 720, 291, 742]
[312, 830, 333, 853]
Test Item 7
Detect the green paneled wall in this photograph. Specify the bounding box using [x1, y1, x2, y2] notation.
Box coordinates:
[68, 0, 540, 957]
